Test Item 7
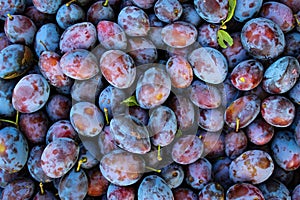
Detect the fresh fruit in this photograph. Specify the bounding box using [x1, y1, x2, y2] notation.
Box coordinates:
[110, 114, 150, 154]
[27, 145, 52, 183]
[60, 49, 99, 80]
[0, 127, 28, 173]
[136, 67, 171, 109]
[226, 183, 264, 200]
[56, 3, 85, 29]
[70, 101, 104, 137]
[0, 178, 35, 200]
[261, 95, 295, 127]
[148, 106, 177, 147]
[224, 94, 261, 129]
[194, 0, 228, 23]
[59, 22, 97, 53]
[41, 138, 79, 178]
[234, 0, 263, 22]
[229, 150, 274, 184]
[107, 184, 135, 200]
[0, 44, 34, 79]
[19, 111, 49, 143]
[271, 130, 300, 171]
[100, 50, 136, 89]
[188, 47, 228, 84]
[185, 158, 212, 190]
[4, 14, 37, 45]
[34, 23, 60, 56]
[263, 56, 300, 94]
[230, 59, 264, 91]
[0, 0, 300, 197]
[138, 175, 174, 200]
[99, 150, 145, 186]
[12, 74, 50, 113]
[172, 134, 204, 165]
[161, 162, 184, 189]
[117, 6, 150, 37]
[32, 0, 62, 14]
[161, 21, 197, 48]
[241, 17, 286, 59]
[58, 168, 88, 200]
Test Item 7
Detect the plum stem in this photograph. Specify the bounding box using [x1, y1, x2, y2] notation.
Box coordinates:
[0, 111, 19, 129]
[104, 108, 109, 125]
[0, 119, 16, 125]
[15, 111, 19, 129]
[76, 157, 87, 172]
[145, 166, 161, 173]
[66, 0, 76, 6]
[235, 117, 240, 132]
[7, 14, 13, 20]
[157, 145, 162, 161]
[39, 182, 45, 195]
[103, 0, 109, 7]
[39, 40, 49, 51]
[295, 14, 300, 26]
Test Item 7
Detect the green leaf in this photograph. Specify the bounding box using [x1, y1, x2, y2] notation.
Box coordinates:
[217, 29, 234, 48]
[175, 129, 183, 138]
[121, 96, 139, 106]
[222, 0, 237, 26]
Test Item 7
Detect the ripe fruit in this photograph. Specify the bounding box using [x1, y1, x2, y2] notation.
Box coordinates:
[12, 74, 50, 113]
[0, 127, 28, 173]
[241, 17, 285, 59]
[100, 150, 145, 186]
[4, 14, 37, 45]
[41, 138, 79, 178]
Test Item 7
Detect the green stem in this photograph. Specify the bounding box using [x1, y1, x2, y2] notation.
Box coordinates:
[102, 0, 109, 7]
[66, 0, 76, 6]
[76, 157, 87, 172]
[145, 166, 161, 173]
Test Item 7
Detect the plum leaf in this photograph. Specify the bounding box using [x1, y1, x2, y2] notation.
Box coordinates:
[121, 96, 139, 106]
[217, 30, 234, 48]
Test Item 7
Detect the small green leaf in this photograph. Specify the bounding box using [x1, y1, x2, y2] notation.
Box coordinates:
[222, 0, 237, 26]
[217, 29, 234, 48]
[175, 129, 183, 138]
[121, 96, 139, 106]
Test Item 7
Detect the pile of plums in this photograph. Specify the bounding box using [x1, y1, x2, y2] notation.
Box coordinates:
[0, 0, 300, 199]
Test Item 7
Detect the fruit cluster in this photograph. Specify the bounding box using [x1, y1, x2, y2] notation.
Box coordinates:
[0, 0, 300, 199]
